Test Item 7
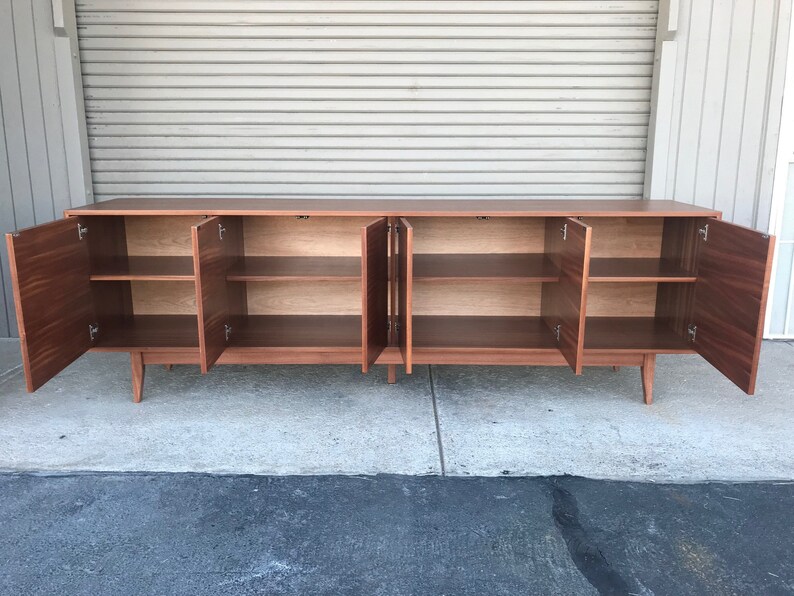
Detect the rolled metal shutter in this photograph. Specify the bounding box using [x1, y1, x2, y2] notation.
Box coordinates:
[76, 1, 658, 200]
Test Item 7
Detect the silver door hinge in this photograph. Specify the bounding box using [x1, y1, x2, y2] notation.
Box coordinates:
[698, 224, 709, 242]
[225, 324, 232, 342]
[387, 223, 392, 233]
[560, 223, 568, 241]
[295, 215, 310, 220]
[89, 323, 99, 341]
[218, 223, 226, 240]
[553, 324, 561, 342]
[387, 320, 391, 331]
[78, 223, 88, 240]
[687, 323, 697, 342]
[476, 216, 490, 220]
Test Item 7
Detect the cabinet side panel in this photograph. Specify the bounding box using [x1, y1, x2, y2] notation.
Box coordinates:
[398, 218, 413, 372]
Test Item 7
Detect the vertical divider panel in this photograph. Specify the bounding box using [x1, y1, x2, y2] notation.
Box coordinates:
[398, 218, 414, 373]
[362, 217, 389, 372]
[193, 216, 242, 373]
[541, 217, 592, 374]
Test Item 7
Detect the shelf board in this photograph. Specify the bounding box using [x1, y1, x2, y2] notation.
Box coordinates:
[230, 315, 361, 348]
[93, 315, 199, 349]
[227, 257, 361, 281]
[413, 254, 559, 282]
[413, 315, 559, 349]
[584, 317, 693, 353]
[588, 258, 697, 283]
[90, 256, 195, 281]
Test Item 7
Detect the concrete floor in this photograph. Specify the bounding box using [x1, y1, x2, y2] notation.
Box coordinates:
[1, 473, 793, 595]
[0, 339, 793, 481]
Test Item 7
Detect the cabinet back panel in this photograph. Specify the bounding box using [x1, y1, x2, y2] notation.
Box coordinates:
[586, 282, 658, 317]
[125, 216, 204, 257]
[131, 281, 197, 314]
[587, 217, 663, 258]
[410, 217, 545, 254]
[244, 216, 373, 257]
[413, 280, 542, 316]
[246, 281, 361, 315]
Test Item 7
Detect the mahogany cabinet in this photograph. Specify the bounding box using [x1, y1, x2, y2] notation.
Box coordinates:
[6, 199, 774, 404]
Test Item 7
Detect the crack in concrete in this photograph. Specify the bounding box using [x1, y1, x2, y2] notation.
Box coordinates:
[428, 365, 446, 476]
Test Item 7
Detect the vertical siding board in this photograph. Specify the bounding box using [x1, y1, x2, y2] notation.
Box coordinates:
[0, 0, 36, 230]
[0, 93, 15, 338]
[32, 0, 71, 218]
[11, 0, 55, 224]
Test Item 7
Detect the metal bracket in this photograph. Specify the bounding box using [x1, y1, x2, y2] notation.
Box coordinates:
[78, 223, 88, 240]
[560, 223, 568, 241]
[224, 324, 232, 342]
[687, 323, 697, 342]
[295, 215, 310, 220]
[89, 323, 99, 341]
[553, 324, 561, 342]
[476, 216, 490, 220]
[698, 224, 709, 242]
[218, 223, 226, 240]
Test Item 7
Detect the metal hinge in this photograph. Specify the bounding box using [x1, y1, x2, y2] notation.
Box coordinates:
[218, 223, 226, 240]
[225, 324, 232, 342]
[560, 223, 568, 241]
[553, 324, 561, 342]
[89, 323, 99, 341]
[476, 216, 490, 220]
[387, 320, 391, 331]
[698, 224, 709, 242]
[387, 223, 392, 233]
[78, 223, 88, 240]
[295, 215, 310, 220]
[687, 323, 697, 342]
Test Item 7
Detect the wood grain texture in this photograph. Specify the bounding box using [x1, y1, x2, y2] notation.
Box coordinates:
[587, 216, 664, 258]
[193, 216, 233, 372]
[584, 317, 693, 353]
[655, 217, 700, 339]
[362, 217, 389, 372]
[410, 217, 545, 254]
[131, 351, 144, 403]
[641, 353, 655, 405]
[90, 256, 195, 281]
[246, 281, 360, 315]
[589, 257, 696, 282]
[412, 280, 542, 316]
[541, 217, 591, 374]
[243, 216, 373, 256]
[94, 315, 199, 350]
[229, 315, 360, 348]
[84, 215, 133, 327]
[227, 256, 360, 281]
[586, 283, 658, 317]
[130, 281, 197, 314]
[124, 216, 204, 256]
[66, 198, 723, 218]
[6, 217, 95, 392]
[414, 253, 558, 281]
[691, 218, 775, 394]
[413, 315, 558, 349]
[398, 217, 413, 373]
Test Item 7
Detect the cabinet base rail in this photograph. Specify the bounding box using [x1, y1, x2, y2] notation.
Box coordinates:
[118, 347, 661, 404]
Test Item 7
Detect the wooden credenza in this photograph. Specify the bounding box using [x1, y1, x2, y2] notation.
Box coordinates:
[6, 198, 774, 404]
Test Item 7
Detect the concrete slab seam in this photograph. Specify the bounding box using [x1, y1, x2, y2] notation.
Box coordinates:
[428, 365, 446, 476]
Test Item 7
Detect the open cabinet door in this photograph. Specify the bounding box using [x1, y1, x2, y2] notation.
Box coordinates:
[193, 216, 238, 373]
[691, 218, 774, 394]
[361, 217, 389, 372]
[398, 218, 414, 374]
[6, 218, 95, 391]
[542, 217, 592, 374]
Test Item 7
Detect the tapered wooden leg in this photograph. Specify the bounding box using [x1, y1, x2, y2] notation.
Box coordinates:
[612, 366, 620, 372]
[641, 354, 655, 405]
[164, 364, 173, 371]
[387, 364, 397, 384]
[131, 352, 145, 403]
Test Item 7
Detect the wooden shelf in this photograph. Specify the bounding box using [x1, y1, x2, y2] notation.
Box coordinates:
[589, 258, 696, 283]
[413, 315, 559, 349]
[93, 315, 199, 349]
[90, 256, 195, 281]
[584, 317, 693, 353]
[230, 315, 361, 348]
[413, 254, 559, 282]
[227, 257, 360, 281]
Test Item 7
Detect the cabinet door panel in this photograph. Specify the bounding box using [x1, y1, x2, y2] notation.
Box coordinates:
[6, 218, 95, 391]
[193, 216, 235, 373]
[542, 217, 592, 374]
[691, 218, 774, 394]
[362, 217, 389, 372]
[398, 218, 414, 373]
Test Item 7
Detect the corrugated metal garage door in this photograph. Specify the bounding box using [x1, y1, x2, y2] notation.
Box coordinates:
[76, 0, 658, 201]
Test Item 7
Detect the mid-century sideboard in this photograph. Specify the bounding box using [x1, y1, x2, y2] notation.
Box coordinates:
[6, 198, 774, 404]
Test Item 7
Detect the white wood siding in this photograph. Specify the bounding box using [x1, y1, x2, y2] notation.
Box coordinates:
[76, 0, 659, 200]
